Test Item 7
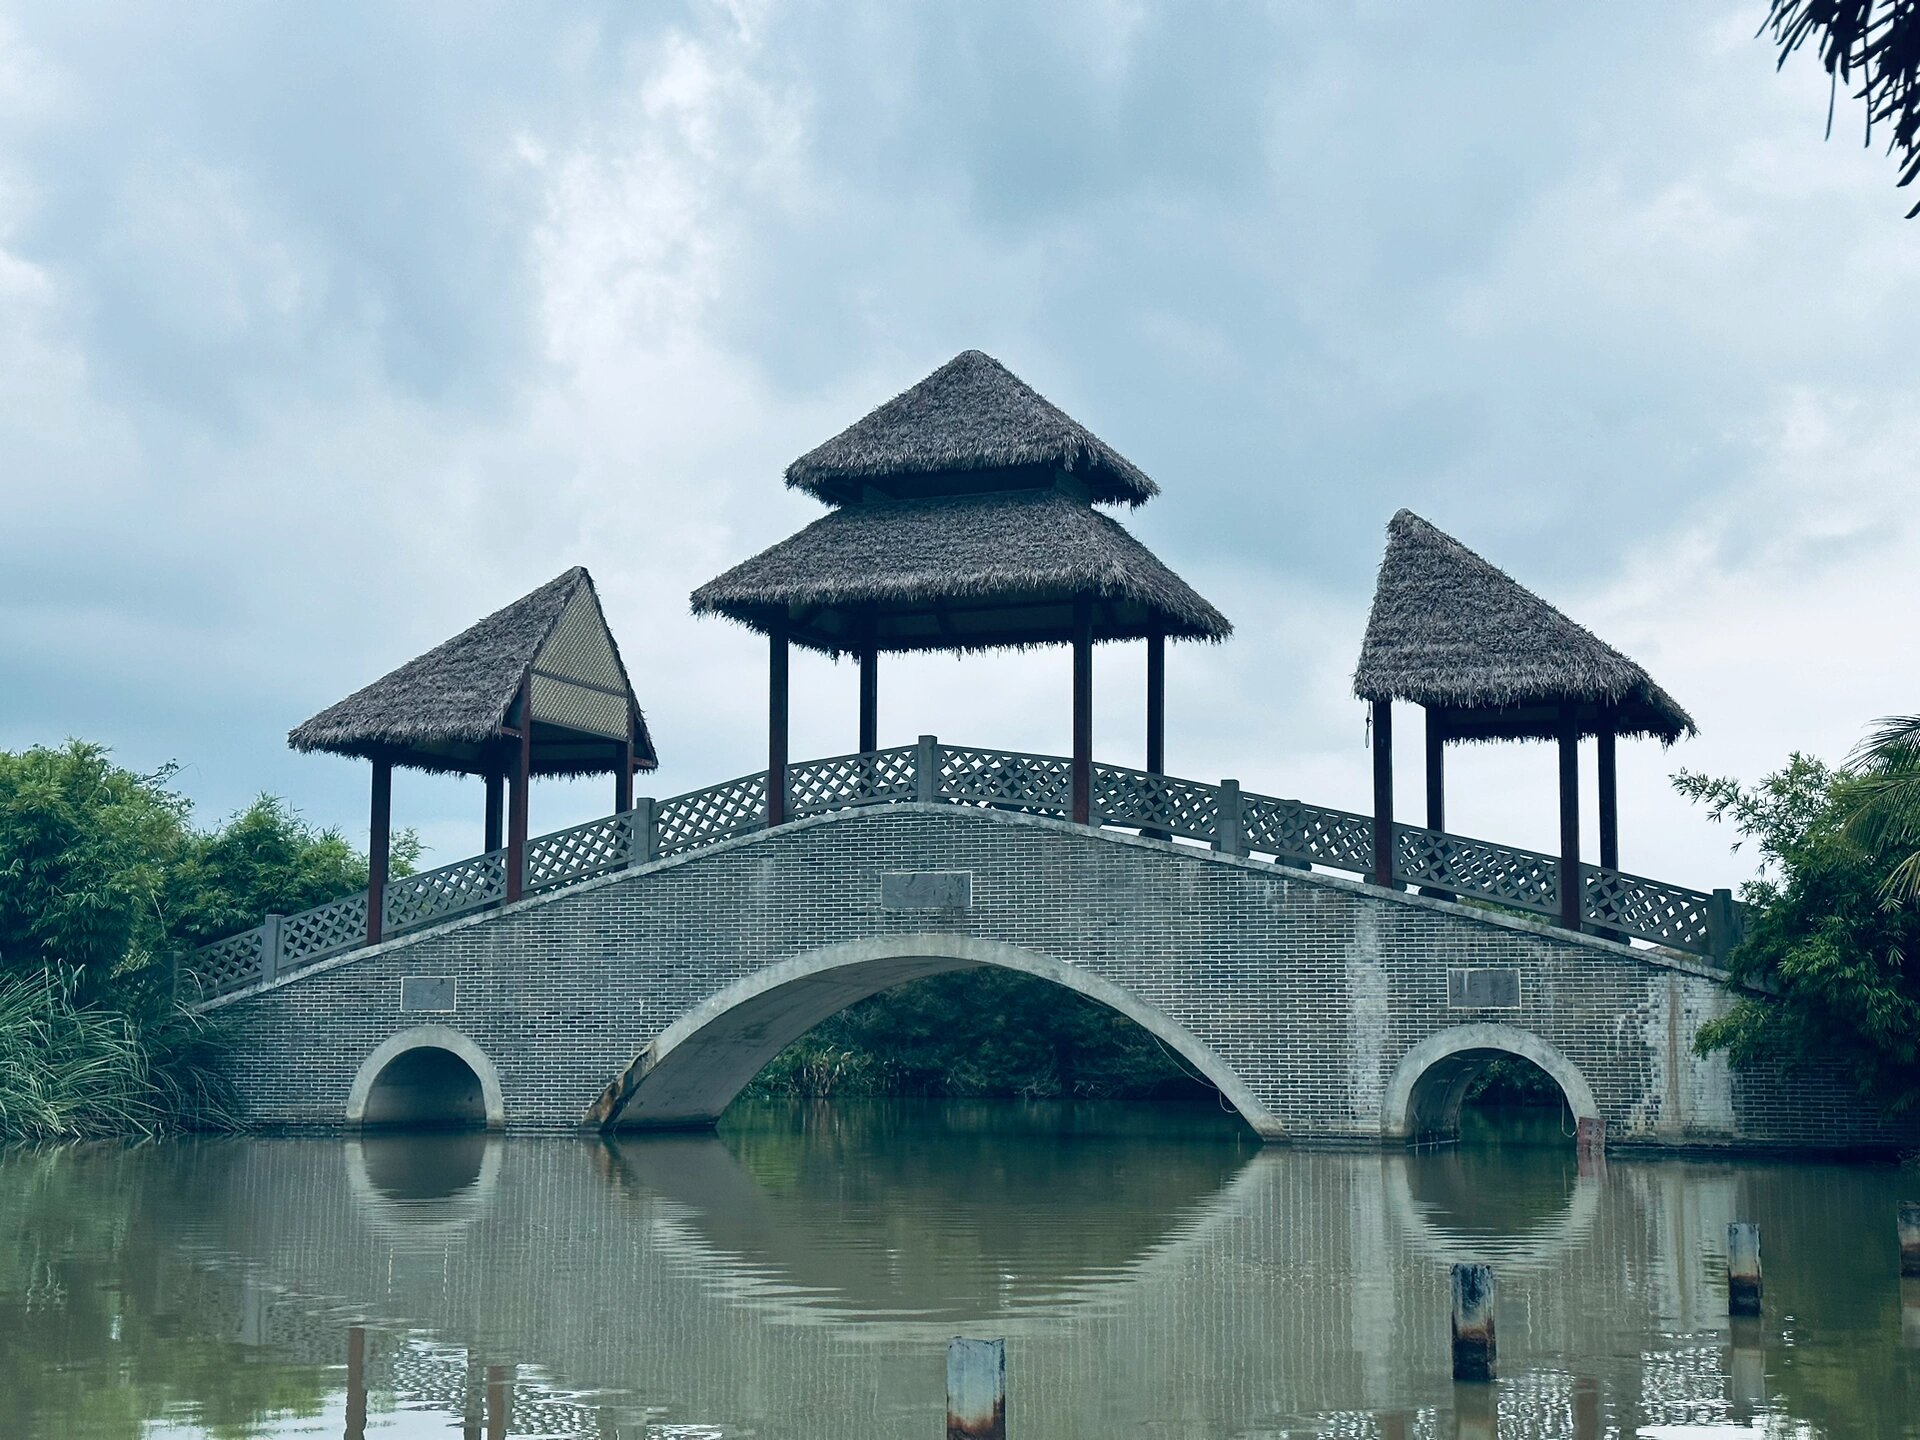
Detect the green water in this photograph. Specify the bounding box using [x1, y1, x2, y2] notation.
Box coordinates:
[2, 1101, 1916, 1438]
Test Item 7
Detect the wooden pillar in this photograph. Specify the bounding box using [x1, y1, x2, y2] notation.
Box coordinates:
[1370, 700, 1394, 886]
[615, 712, 635, 814]
[1597, 728, 1619, 871]
[506, 677, 530, 903]
[367, 762, 391, 947]
[768, 620, 789, 827]
[1558, 706, 1581, 930]
[857, 645, 878, 754]
[483, 772, 503, 853]
[346, 1326, 367, 1440]
[1145, 631, 1165, 775]
[1424, 711, 1445, 832]
[485, 1364, 510, 1440]
[1071, 597, 1093, 825]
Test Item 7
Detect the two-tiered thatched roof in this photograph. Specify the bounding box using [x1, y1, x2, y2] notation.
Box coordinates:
[290, 567, 658, 776]
[692, 349, 1229, 652]
[1353, 509, 1694, 743]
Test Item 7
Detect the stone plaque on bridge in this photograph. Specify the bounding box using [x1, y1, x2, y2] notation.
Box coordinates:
[400, 976, 456, 1012]
[881, 870, 971, 911]
[1447, 968, 1520, 1009]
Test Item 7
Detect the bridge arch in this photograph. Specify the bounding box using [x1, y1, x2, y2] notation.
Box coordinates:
[1381, 1023, 1598, 1142]
[346, 1024, 506, 1130]
[587, 933, 1285, 1137]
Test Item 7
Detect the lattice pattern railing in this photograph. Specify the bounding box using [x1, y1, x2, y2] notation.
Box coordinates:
[278, 892, 369, 971]
[384, 852, 509, 931]
[1240, 794, 1375, 872]
[1582, 867, 1713, 952]
[788, 746, 918, 819]
[188, 740, 1739, 997]
[1394, 824, 1561, 919]
[1092, 763, 1219, 842]
[655, 771, 768, 857]
[182, 927, 265, 1000]
[526, 814, 634, 893]
[936, 745, 1072, 816]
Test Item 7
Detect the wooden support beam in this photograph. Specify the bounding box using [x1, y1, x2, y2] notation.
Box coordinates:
[483, 771, 503, 853]
[1145, 630, 1165, 776]
[1370, 700, 1394, 886]
[1424, 710, 1445, 831]
[768, 620, 789, 826]
[1071, 597, 1093, 825]
[1558, 706, 1581, 930]
[1421, 708, 1453, 901]
[858, 645, 878, 754]
[367, 761, 391, 946]
[1597, 728, 1619, 871]
[506, 677, 530, 903]
[616, 712, 635, 814]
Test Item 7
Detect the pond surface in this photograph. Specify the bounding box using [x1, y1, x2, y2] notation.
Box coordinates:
[2, 1101, 1917, 1438]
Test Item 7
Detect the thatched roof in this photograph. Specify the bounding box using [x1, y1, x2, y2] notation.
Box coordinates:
[290, 567, 659, 776]
[785, 350, 1159, 508]
[1353, 510, 1695, 744]
[691, 489, 1231, 653]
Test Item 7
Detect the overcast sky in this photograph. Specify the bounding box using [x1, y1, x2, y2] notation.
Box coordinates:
[3, 2, 1916, 888]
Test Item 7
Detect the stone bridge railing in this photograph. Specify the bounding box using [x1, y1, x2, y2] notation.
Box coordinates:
[184, 737, 1742, 1002]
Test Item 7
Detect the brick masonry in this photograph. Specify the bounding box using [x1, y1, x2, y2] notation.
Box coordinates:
[208, 803, 1914, 1151]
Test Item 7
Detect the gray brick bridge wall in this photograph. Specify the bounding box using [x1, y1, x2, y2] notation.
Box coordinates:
[207, 803, 1909, 1152]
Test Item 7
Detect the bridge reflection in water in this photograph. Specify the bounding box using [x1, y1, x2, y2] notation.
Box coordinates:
[86, 1110, 1920, 1438]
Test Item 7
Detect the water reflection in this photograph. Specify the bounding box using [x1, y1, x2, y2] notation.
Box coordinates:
[1, 1105, 1917, 1438]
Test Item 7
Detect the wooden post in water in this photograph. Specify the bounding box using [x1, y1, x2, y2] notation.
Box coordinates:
[1902, 1277, 1920, 1349]
[947, 1337, 1006, 1440]
[1899, 1201, 1920, 1277]
[345, 1326, 367, 1440]
[1450, 1263, 1495, 1382]
[1571, 1376, 1600, 1440]
[486, 1364, 511, 1440]
[1727, 1223, 1762, 1317]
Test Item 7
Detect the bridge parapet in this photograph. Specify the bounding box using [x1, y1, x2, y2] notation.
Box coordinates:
[183, 738, 1741, 1002]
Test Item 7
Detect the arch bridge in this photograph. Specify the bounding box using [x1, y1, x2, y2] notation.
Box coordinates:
[192, 739, 1902, 1152]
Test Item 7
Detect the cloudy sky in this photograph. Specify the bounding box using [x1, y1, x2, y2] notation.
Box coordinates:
[3, 1, 1915, 887]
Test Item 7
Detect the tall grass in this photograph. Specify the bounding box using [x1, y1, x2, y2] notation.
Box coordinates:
[0, 971, 234, 1143]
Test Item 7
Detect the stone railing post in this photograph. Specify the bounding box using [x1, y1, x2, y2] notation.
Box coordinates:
[1213, 779, 1247, 858]
[1708, 888, 1743, 963]
[260, 913, 285, 986]
[629, 797, 656, 868]
[915, 734, 939, 803]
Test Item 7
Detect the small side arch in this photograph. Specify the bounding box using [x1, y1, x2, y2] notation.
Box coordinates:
[586, 933, 1286, 1138]
[346, 1025, 506, 1130]
[1381, 1023, 1598, 1142]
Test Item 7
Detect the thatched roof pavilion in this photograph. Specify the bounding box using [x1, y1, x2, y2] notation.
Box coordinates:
[291, 566, 656, 940]
[692, 348, 1230, 826]
[1351, 510, 1695, 927]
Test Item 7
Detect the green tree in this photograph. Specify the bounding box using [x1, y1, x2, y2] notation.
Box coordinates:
[1763, 1, 1920, 213]
[1675, 753, 1920, 1108]
[1835, 712, 1920, 901]
[0, 741, 187, 1006]
[167, 795, 419, 950]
